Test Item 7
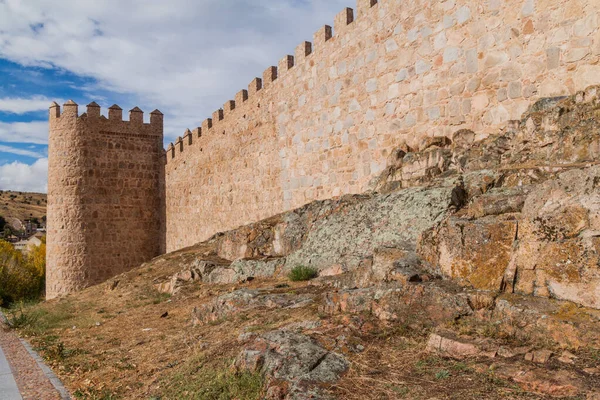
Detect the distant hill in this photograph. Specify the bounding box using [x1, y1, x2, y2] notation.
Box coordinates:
[0, 190, 47, 232]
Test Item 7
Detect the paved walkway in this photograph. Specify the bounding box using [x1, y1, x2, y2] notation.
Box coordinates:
[0, 343, 22, 400]
[0, 314, 69, 400]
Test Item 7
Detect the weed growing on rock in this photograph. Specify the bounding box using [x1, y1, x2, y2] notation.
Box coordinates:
[288, 265, 318, 281]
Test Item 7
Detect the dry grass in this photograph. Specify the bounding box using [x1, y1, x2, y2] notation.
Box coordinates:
[9, 246, 581, 399]
[11, 246, 326, 399]
[157, 352, 264, 400]
[0, 190, 46, 227]
[329, 332, 539, 400]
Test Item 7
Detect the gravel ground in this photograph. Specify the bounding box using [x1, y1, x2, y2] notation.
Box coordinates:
[0, 322, 63, 400]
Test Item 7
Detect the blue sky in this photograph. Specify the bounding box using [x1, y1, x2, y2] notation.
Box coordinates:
[0, 0, 349, 192]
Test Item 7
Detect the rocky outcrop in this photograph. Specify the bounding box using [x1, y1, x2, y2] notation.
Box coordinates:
[320, 281, 472, 327]
[409, 88, 600, 309]
[146, 88, 600, 398]
[192, 288, 314, 326]
[159, 88, 600, 311]
[236, 330, 348, 400]
[425, 330, 592, 398]
[418, 160, 600, 309]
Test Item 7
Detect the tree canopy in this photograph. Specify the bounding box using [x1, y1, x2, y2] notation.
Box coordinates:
[0, 238, 45, 306]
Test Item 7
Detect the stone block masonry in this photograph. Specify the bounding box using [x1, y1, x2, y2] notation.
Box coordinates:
[164, 0, 600, 252]
[46, 102, 164, 299]
[47, 0, 600, 296]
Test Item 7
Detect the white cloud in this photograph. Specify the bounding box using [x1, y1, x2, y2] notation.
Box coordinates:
[0, 96, 57, 114]
[0, 0, 353, 191]
[0, 121, 48, 144]
[0, 0, 350, 142]
[0, 144, 45, 158]
[0, 158, 48, 193]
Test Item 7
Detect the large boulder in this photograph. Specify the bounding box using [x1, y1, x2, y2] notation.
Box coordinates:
[236, 330, 348, 400]
[320, 281, 472, 327]
[418, 213, 518, 291]
[418, 166, 600, 309]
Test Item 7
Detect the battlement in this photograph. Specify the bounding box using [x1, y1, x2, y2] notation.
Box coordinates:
[164, 0, 600, 252]
[49, 101, 164, 137]
[165, 0, 376, 163]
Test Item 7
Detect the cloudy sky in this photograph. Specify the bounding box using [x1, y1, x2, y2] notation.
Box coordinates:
[0, 0, 350, 192]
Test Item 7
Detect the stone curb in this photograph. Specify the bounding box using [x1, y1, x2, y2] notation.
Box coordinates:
[0, 310, 71, 400]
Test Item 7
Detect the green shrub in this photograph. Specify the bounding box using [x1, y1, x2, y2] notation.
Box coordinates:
[287, 265, 318, 282]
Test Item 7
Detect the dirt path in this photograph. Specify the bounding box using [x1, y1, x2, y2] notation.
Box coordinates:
[0, 319, 68, 400]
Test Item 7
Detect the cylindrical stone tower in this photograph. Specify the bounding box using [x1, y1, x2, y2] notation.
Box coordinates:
[46, 101, 165, 299]
[47, 101, 89, 298]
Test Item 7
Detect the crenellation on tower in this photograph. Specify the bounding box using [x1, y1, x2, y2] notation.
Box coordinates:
[193, 127, 202, 138]
[49, 102, 60, 119]
[49, 103, 163, 137]
[62, 100, 79, 117]
[150, 109, 164, 127]
[87, 102, 101, 118]
[108, 104, 123, 121]
[129, 107, 144, 125]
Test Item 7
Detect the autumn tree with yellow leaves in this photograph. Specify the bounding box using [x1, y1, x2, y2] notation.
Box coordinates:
[0, 238, 45, 306]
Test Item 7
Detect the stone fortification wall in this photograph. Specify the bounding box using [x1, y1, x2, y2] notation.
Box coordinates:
[46, 102, 164, 298]
[164, 0, 600, 252]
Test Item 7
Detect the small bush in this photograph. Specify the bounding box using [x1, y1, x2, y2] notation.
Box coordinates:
[287, 265, 319, 282]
